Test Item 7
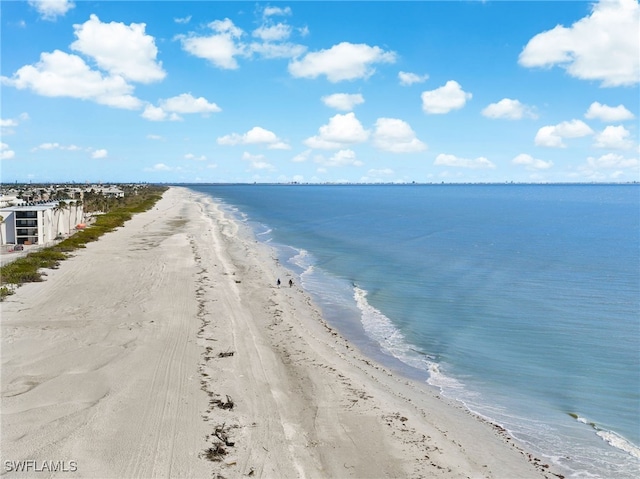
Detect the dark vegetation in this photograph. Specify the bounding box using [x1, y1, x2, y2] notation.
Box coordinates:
[0, 185, 167, 301]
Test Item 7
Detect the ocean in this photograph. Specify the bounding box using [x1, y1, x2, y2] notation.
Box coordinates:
[188, 184, 639, 479]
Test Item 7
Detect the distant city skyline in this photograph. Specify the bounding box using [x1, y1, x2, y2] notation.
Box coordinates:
[1, 0, 638, 184]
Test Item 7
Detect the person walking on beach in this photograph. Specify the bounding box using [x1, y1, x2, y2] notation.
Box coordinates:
[277, 278, 281, 287]
[289, 279, 293, 288]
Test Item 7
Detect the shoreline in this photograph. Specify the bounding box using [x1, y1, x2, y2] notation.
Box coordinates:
[1, 186, 561, 478]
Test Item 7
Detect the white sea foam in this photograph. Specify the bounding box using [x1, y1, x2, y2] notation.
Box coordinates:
[570, 414, 640, 460]
[353, 286, 431, 373]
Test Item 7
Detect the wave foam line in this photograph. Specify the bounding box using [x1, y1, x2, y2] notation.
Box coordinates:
[569, 413, 640, 459]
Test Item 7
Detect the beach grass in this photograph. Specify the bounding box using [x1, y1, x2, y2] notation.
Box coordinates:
[0, 185, 167, 301]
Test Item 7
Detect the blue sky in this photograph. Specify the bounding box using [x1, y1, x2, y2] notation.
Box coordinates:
[1, 0, 638, 184]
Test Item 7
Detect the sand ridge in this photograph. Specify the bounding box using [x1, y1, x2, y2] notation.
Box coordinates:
[1, 187, 561, 479]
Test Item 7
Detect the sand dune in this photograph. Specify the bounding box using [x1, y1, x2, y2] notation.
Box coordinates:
[1, 187, 557, 478]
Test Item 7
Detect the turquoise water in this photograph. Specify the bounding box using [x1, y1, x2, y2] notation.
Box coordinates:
[188, 184, 640, 478]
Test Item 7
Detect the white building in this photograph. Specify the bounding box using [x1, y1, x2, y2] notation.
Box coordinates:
[0, 202, 83, 246]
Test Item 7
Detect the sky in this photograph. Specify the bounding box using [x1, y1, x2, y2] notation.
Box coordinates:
[1, 0, 638, 184]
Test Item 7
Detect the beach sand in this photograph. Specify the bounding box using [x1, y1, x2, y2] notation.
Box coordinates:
[1, 187, 559, 478]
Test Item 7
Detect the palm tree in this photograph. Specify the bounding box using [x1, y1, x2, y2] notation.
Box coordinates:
[74, 199, 84, 224]
[68, 202, 75, 233]
[53, 201, 67, 237]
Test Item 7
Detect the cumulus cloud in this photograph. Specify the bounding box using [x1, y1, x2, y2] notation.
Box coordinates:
[304, 113, 370, 149]
[585, 102, 635, 121]
[372, 118, 427, 153]
[218, 126, 289, 149]
[142, 93, 221, 121]
[593, 125, 634, 149]
[398, 71, 429, 86]
[578, 152, 639, 179]
[292, 150, 311, 163]
[242, 151, 275, 171]
[321, 93, 364, 111]
[519, 0, 639, 87]
[434, 154, 496, 169]
[288, 42, 396, 82]
[482, 98, 537, 120]
[174, 15, 192, 24]
[315, 149, 363, 167]
[1, 50, 142, 109]
[253, 23, 292, 42]
[91, 149, 108, 159]
[28, 0, 74, 21]
[160, 93, 221, 114]
[535, 119, 594, 147]
[421, 81, 471, 114]
[178, 18, 246, 69]
[71, 15, 165, 83]
[32, 142, 81, 151]
[512, 153, 553, 170]
[0, 142, 15, 160]
[263, 6, 292, 17]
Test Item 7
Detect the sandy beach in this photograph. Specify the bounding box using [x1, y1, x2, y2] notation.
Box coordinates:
[1, 187, 560, 479]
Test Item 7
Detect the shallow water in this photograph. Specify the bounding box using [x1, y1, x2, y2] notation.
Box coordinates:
[189, 184, 640, 478]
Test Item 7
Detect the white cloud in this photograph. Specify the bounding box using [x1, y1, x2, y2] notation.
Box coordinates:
[584, 152, 638, 169]
[174, 15, 192, 24]
[91, 149, 108, 159]
[578, 153, 639, 179]
[142, 105, 176, 122]
[0, 142, 15, 160]
[0, 119, 18, 127]
[242, 151, 275, 170]
[292, 150, 311, 163]
[585, 102, 635, 121]
[253, 23, 292, 42]
[146, 134, 164, 141]
[482, 98, 537, 120]
[398, 71, 429, 86]
[1, 50, 142, 110]
[146, 163, 173, 171]
[178, 18, 246, 70]
[142, 94, 219, 122]
[322, 93, 364, 111]
[519, 0, 639, 87]
[32, 142, 81, 151]
[263, 6, 292, 18]
[372, 118, 427, 153]
[184, 153, 207, 161]
[304, 113, 370, 150]
[434, 153, 496, 169]
[535, 119, 594, 147]
[421, 81, 472, 114]
[315, 149, 363, 167]
[288, 42, 396, 82]
[160, 93, 221, 114]
[217, 126, 289, 149]
[249, 41, 306, 59]
[594, 125, 634, 149]
[512, 153, 553, 170]
[28, 0, 74, 21]
[71, 15, 165, 84]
